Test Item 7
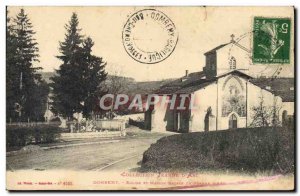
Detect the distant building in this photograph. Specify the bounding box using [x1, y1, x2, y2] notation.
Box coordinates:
[144, 37, 294, 132]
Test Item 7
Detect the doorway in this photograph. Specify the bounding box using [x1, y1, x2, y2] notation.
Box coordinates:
[229, 114, 237, 129]
[174, 112, 180, 131]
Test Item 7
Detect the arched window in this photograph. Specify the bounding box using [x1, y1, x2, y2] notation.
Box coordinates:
[229, 57, 236, 70]
[229, 114, 237, 129]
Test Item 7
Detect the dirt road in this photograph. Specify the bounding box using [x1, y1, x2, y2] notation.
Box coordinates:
[6, 129, 171, 171]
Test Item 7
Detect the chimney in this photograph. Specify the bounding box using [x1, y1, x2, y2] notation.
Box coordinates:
[230, 34, 235, 43]
[181, 70, 189, 82]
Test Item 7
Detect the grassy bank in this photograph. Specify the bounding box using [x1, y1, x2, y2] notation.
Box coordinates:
[141, 126, 294, 174]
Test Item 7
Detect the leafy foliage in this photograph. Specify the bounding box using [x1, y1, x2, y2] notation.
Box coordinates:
[250, 92, 281, 127]
[7, 125, 62, 148]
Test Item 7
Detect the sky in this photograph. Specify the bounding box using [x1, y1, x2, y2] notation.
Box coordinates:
[7, 6, 294, 81]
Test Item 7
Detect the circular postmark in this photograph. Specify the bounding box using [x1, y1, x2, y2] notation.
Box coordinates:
[122, 9, 178, 64]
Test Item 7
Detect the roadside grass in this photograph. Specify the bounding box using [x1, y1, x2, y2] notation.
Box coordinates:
[141, 126, 294, 174]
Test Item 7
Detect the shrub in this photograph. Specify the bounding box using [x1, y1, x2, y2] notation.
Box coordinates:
[7, 125, 62, 148]
[141, 127, 294, 174]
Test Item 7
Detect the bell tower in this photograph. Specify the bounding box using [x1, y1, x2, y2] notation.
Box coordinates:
[203, 34, 250, 78]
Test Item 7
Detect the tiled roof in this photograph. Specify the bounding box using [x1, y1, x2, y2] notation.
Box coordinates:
[154, 70, 294, 102]
[155, 85, 182, 94]
[175, 81, 214, 94]
[155, 70, 251, 95]
[154, 71, 206, 94]
[251, 78, 294, 102]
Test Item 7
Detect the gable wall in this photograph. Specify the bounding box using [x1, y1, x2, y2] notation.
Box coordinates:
[191, 74, 283, 131]
[217, 74, 247, 130]
[216, 44, 250, 75]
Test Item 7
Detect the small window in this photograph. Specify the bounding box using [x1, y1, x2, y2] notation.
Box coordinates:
[290, 87, 294, 90]
[229, 57, 236, 70]
[266, 86, 271, 90]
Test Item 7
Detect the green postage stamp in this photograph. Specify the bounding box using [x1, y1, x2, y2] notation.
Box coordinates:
[253, 17, 291, 64]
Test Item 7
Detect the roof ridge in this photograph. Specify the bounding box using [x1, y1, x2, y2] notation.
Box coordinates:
[204, 42, 231, 55]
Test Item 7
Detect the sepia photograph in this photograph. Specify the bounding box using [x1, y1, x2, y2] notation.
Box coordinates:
[5, 6, 295, 191]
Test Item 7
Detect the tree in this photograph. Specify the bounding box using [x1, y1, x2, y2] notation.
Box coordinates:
[6, 10, 18, 121]
[51, 13, 107, 118]
[28, 77, 50, 121]
[6, 9, 48, 122]
[81, 37, 107, 117]
[250, 92, 282, 127]
[106, 66, 128, 96]
[270, 97, 282, 127]
[102, 65, 132, 118]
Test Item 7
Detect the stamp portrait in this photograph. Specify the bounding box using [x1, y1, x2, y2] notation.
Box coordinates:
[253, 17, 291, 64]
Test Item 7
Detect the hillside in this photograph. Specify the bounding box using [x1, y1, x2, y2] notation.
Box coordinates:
[39, 72, 175, 95]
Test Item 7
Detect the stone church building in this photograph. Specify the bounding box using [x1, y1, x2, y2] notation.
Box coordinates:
[144, 38, 294, 132]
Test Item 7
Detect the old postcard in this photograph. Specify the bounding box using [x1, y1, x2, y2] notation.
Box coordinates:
[6, 6, 295, 191]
